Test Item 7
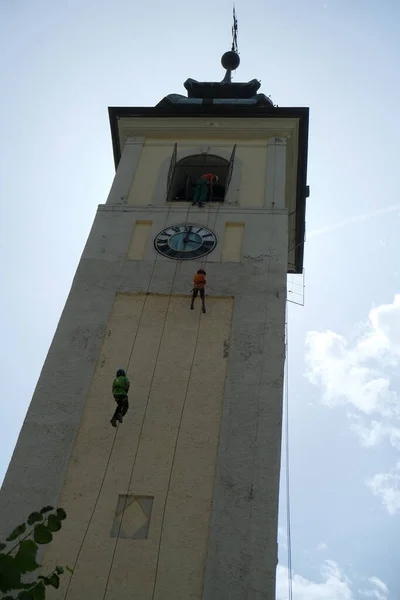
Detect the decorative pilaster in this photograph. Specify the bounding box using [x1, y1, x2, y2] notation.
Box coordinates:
[264, 136, 288, 209]
[105, 137, 144, 205]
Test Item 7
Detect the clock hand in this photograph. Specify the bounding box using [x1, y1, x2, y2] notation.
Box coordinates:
[183, 226, 192, 245]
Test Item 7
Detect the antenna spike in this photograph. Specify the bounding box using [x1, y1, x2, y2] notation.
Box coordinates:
[231, 4, 239, 54]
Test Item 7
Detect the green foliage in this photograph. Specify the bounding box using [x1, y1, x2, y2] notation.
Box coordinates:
[0, 506, 70, 599]
[14, 541, 40, 573]
[55, 510, 66, 522]
[47, 574, 59, 589]
[6, 524, 26, 542]
[39, 507, 53, 516]
[27, 514, 43, 527]
[0, 554, 22, 592]
[33, 525, 52, 545]
[46, 516, 61, 533]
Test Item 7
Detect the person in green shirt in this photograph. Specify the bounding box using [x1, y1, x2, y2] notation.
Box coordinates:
[110, 368, 130, 427]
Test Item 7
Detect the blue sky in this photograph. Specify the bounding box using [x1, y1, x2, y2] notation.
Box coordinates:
[1, 1, 399, 598]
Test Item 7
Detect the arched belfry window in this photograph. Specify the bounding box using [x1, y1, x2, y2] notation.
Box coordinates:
[166, 145, 236, 203]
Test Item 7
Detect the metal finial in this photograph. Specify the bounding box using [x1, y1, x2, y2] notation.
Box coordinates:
[221, 5, 240, 82]
[231, 5, 238, 53]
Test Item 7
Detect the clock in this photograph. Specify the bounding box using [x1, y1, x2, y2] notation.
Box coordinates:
[154, 224, 217, 260]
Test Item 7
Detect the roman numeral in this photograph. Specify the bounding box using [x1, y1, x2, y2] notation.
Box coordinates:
[190, 247, 206, 257]
[163, 247, 176, 257]
[156, 241, 170, 250]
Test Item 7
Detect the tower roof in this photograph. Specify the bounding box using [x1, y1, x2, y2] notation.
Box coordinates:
[157, 9, 274, 109]
[108, 11, 309, 274]
[157, 50, 274, 109]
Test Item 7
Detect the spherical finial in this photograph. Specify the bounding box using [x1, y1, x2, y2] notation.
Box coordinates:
[221, 51, 240, 71]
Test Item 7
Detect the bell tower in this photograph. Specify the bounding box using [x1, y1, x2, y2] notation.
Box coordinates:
[0, 36, 309, 600]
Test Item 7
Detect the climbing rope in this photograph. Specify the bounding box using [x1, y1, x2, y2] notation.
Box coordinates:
[150, 200, 220, 598]
[150, 298, 203, 599]
[65, 181, 222, 598]
[101, 198, 198, 599]
[284, 314, 293, 600]
[63, 197, 190, 599]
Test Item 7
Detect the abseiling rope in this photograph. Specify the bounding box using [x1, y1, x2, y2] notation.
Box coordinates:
[101, 198, 206, 599]
[64, 198, 191, 599]
[284, 314, 293, 600]
[151, 200, 221, 598]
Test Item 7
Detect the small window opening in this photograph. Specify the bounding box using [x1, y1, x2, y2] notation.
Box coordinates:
[167, 153, 232, 204]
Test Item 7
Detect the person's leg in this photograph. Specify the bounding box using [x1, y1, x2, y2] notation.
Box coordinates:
[193, 180, 207, 206]
[198, 181, 208, 207]
[121, 397, 129, 417]
[192, 182, 201, 205]
[110, 396, 120, 427]
[200, 288, 206, 313]
[190, 289, 198, 309]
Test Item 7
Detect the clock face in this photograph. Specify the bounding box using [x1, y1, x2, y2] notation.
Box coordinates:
[154, 224, 217, 260]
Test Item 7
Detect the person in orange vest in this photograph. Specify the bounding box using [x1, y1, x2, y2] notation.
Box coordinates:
[192, 173, 218, 207]
[190, 269, 206, 313]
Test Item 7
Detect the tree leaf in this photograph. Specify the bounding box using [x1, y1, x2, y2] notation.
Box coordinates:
[56, 508, 66, 521]
[55, 565, 64, 575]
[33, 581, 46, 599]
[66, 565, 74, 574]
[14, 539, 40, 573]
[33, 524, 53, 545]
[0, 554, 22, 592]
[18, 581, 46, 600]
[0, 542, 6, 551]
[27, 580, 46, 600]
[38, 575, 51, 586]
[46, 515, 61, 532]
[6, 523, 27, 542]
[27, 512, 43, 526]
[48, 573, 60, 589]
[39, 506, 54, 515]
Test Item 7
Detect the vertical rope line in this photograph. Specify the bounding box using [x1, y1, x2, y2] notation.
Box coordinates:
[284, 312, 293, 600]
[64, 197, 188, 598]
[101, 200, 196, 599]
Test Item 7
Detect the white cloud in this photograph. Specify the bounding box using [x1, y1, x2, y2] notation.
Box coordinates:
[359, 575, 389, 600]
[366, 464, 400, 516]
[368, 577, 389, 594]
[317, 542, 328, 551]
[349, 416, 400, 450]
[305, 295, 400, 512]
[305, 321, 398, 417]
[276, 561, 388, 600]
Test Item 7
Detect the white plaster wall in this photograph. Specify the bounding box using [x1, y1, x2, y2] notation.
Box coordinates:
[0, 119, 292, 600]
[42, 294, 232, 600]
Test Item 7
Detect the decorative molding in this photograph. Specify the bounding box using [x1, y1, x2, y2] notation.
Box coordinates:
[97, 204, 288, 216]
[125, 136, 146, 145]
[266, 135, 290, 146]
